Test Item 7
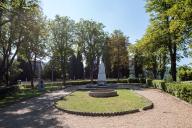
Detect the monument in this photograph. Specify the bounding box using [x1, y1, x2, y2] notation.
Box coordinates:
[88, 57, 118, 97]
[97, 58, 107, 85]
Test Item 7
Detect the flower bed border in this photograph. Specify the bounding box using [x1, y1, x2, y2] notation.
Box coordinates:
[54, 90, 154, 117]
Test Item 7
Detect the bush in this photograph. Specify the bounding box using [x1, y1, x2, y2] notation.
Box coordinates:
[66, 80, 95, 85]
[152, 80, 166, 91]
[146, 79, 152, 87]
[164, 74, 173, 82]
[127, 78, 140, 83]
[117, 79, 128, 83]
[139, 78, 146, 84]
[166, 83, 192, 103]
[0, 85, 19, 97]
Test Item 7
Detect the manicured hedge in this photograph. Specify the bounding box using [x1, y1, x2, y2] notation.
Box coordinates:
[152, 80, 166, 91]
[66, 79, 128, 85]
[127, 78, 146, 84]
[0, 85, 19, 97]
[151, 80, 192, 104]
[128, 78, 139, 83]
[139, 78, 146, 84]
[166, 83, 192, 103]
[66, 80, 96, 85]
[107, 79, 128, 83]
[146, 79, 152, 87]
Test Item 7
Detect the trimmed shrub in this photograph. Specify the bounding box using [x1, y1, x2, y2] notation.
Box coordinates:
[66, 80, 95, 85]
[127, 78, 140, 83]
[152, 80, 166, 91]
[0, 85, 19, 97]
[117, 79, 128, 83]
[166, 83, 192, 103]
[146, 79, 152, 87]
[139, 78, 146, 84]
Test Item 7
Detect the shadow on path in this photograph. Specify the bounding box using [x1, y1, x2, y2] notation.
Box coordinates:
[0, 89, 73, 128]
[0, 84, 143, 128]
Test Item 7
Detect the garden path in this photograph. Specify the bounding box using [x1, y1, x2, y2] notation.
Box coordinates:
[0, 86, 192, 128]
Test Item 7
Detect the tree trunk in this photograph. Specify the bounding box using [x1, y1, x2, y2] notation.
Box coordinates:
[160, 54, 166, 79]
[60, 52, 67, 87]
[152, 56, 157, 79]
[117, 45, 120, 81]
[90, 61, 94, 83]
[28, 60, 34, 89]
[5, 57, 9, 85]
[61, 60, 66, 87]
[170, 44, 177, 81]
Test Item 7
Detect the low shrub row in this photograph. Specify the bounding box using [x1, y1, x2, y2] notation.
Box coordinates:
[0, 85, 19, 97]
[66, 80, 95, 85]
[107, 79, 128, 83]
[66, 79, 128, 85]
[127, 78, 146, 84]
[152, 80, 166, 91]
[146, 79, 152, 87]
[150, 80, 192, 104]
[166, 83, 192, 103]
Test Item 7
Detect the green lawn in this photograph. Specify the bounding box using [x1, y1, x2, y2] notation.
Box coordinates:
[56, 89, 152, 113]
[0, 83, 61, 108]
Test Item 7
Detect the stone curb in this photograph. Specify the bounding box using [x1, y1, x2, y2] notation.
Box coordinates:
[55, 102, 153, 117]
[142, 102, 153, 110]
[55, 104, 140, 117]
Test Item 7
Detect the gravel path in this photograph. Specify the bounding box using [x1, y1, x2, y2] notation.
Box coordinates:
[0, 87, 192, 128]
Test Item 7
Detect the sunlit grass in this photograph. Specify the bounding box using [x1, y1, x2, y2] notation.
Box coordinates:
[56, 89, 152, 113]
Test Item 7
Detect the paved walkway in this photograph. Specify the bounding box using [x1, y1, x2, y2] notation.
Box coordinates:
[0, 86, 192, 128]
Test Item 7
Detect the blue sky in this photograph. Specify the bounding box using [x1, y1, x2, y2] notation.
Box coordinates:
[41, 0, 190, 65]
[41, 0, 149, 43]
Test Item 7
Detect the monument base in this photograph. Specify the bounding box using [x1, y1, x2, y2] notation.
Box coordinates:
[89, 89, 118, 98]
[97, 80, 106, 86]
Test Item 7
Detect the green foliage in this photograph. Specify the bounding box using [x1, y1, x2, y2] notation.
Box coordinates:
[104, 30, 129, 78]
[146, 79, 152, 87]
[178, 65, 192, 81]
[76, 19, 106, 81]
[0, 0, 41, 85]
[0, 83, 61, 107]
[127, 78, 146, 84]
[49, 16, 76, 85]
[152, 80, 166, 91]
[107, 79, 127, 83]
[164, 73, 174, 82]
[143, 0, 192, 81]
[128, 44, 145, 78]
[139, 78, 146, 84]
[128, 78, 139, 83]
[166, 83, 192, 103]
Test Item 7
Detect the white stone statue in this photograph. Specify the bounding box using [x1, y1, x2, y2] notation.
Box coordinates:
[97, 58, 106, 85]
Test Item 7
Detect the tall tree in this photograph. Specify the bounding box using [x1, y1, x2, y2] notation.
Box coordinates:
[136, 23, 168, 79]
[0, 0, 39, 85]
[145, 0, 192, 81]
[107, 30, 129, 79]
[19, 7, 47, 88]
[76, 19, 105, 82]
[49, 16, 75, 86]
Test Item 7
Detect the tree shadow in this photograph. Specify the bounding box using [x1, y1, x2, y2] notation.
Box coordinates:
[0, 90, 71, 128]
